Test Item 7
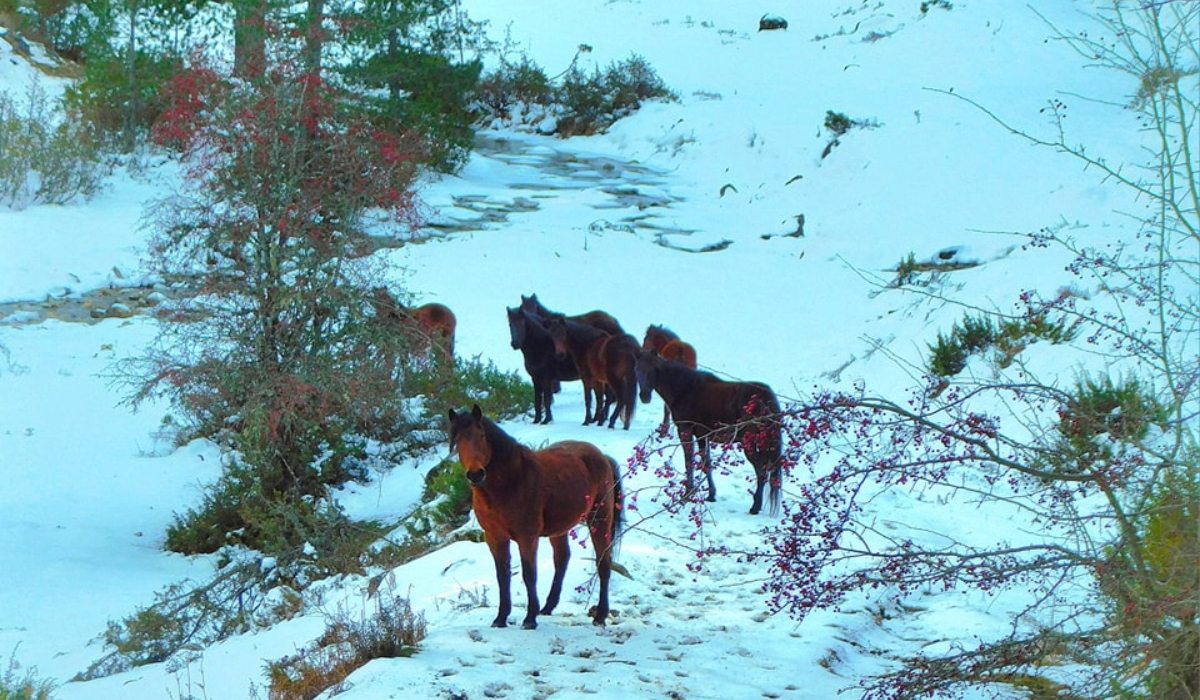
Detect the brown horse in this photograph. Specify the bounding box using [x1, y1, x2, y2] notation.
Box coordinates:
[447, 405, 624, 629]
[371, 286, 457, 362]
[520, 293, 625, 336]
[546, 315, 640, 430]
[634, 350, 782, 515]
[641, 325, 698, 431]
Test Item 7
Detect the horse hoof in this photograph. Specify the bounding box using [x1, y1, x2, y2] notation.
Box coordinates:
[522, 620, 538, 630]
[491, 619, 508, 628]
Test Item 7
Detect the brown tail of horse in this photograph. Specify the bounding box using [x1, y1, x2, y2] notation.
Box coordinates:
[607, 454, 625, 554]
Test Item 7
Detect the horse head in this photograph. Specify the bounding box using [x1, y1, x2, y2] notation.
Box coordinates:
[448, 404, 491, 485]
[506, 307, 526, 350]
[544, 315, 570, 359]
[634, 349, 662, 404]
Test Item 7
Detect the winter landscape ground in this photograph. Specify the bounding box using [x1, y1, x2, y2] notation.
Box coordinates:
[0, 0, 1176, 698]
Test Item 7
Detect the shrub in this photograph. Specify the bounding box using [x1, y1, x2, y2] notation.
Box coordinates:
[821, 109, 880, 158]
[1057, 374, 1165, 463]
[557, 53, 676, 136]
[474, 51, 676, 137]
[474, 55, 553, 117]
[165, 459, 385, 575]
[927, 331, 968, 377]
[63, 48, 182, 150]
[0, 81, 104, 208]
[79, 554, 305, 680]
[414, 356, 533, 423]
[267, 592, 426, 700]
[824, 110, 855, 137]
[423, 457, 473, 528]
[926, 310, 1079, 377]
[0, 654, 55, 700]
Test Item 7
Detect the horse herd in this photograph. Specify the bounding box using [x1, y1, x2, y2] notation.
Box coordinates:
[376, 288, 784, 630]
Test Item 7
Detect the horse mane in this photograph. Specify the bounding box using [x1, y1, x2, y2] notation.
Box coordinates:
[478, 414, 523, 466]
[649, 324, 680, 340]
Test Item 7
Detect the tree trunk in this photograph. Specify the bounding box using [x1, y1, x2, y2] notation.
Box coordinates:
[233, 0, 267, 79]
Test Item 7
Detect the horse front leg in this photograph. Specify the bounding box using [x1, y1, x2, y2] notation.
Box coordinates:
[486, 535, 513, 628]
[540, 535, 571, 616]
[516, 537, 541, 629]
[536, 375, 554, 424]
[582, 379, 595, 425]
[532, 376, 545, 424]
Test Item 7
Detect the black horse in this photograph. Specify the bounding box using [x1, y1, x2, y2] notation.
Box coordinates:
[507, 307, 579, 424]
[634, 350, 782, 515]
[520, 293, 625, 336]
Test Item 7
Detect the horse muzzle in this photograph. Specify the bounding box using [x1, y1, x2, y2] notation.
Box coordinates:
[466, 468, 488, 486]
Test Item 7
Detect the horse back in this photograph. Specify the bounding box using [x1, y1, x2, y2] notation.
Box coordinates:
[575, 311, 624, 336]
[534, 440, 618, 536]
[660, 339, 697, 369]
[414, 303, 455, 332]
[598, 333, 640, 384]
[674, 377, 779, 442]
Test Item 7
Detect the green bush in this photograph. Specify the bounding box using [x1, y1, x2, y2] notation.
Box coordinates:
[409, 355, 533, 424]
[423, 457, 473, 528]
[824, 110, 855, 137]
[927, 331, 968, 377]
[0, 82, 104, 208]
[166, 459, 384, 578]
[557, 54, 676, 136]
[474, 55, 553, 117]
[475, 51, 676, 137]
[1059, 374, 1165, 458]
[63, 48, 181, 149]
[927, 310, 1080, 377]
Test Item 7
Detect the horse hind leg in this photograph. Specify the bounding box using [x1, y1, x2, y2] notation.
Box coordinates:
[700, 439, 717, 503]
[586, 512, 614, 626]
[540, 535, 571, 616]
[747, 450, 778, 516]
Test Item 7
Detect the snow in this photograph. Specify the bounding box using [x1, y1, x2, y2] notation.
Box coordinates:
[0, 1, 1152, 698]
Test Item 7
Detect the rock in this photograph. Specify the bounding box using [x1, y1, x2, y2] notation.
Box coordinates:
[759, 14, 788, 31]
[105, 302, 135, 319]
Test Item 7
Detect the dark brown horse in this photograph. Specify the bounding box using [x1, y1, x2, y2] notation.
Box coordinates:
[546, 315, 640, 430]
[447, 405, 624, 629]
[507, 306, 579, 424]
[641, 325, 698, 431]
[520, 293, 625, 336]
[634, 350, 782, 515]
[371, 286, 457, 362]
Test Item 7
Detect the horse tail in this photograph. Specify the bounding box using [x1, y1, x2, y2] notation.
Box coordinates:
[763, 389, 783, 517]
[607, 455, 625, 553]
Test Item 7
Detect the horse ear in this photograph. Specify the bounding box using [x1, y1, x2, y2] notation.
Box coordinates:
[471, 404, 484, 421]
[448, 408, 457, 421]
